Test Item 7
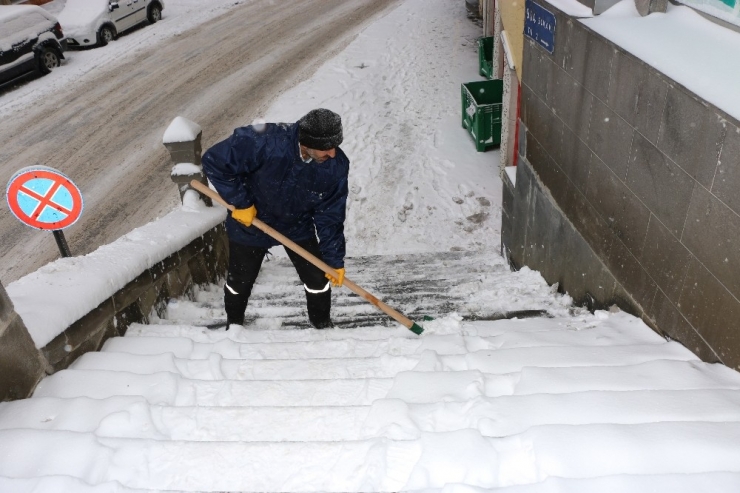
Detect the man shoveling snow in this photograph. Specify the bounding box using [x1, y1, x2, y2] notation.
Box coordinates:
[202, 108, 349, 330]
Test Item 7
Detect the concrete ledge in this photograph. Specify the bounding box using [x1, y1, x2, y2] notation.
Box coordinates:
[37, 223, 228, 374]
[0, 221, 228, 400]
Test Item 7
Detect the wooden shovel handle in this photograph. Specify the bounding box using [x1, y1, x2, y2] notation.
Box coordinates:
[189, 180, 421, 333]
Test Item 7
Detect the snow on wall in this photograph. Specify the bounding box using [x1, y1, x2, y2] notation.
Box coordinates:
[163, 116, 202, 144]
[6, 197, 226, 349]
[679, 0, 740, 27]
[581, 0, 740, 122]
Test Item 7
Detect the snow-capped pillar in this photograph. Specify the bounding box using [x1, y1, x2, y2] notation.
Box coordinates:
[634, 0, 667, 16]
[163, 116, 211, 206]
[0, 280, 46, 401]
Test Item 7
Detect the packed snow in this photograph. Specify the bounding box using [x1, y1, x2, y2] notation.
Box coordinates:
[2, 0, 740, 491]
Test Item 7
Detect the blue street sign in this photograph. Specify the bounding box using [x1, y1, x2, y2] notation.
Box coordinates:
[525, 0, 557, 54]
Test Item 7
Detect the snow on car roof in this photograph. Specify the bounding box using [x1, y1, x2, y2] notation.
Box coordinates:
[0, 6, 56, 53]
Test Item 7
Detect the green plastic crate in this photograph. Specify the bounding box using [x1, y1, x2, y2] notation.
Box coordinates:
[478, 36, 494, 79]
[461, 79, 503, 152]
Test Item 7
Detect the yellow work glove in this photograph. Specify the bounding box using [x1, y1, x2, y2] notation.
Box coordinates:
[232, 205, 257, 227]
[325, 267, 345, 287]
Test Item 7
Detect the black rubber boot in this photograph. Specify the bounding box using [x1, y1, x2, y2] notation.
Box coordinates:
[305, 288, 333, 329]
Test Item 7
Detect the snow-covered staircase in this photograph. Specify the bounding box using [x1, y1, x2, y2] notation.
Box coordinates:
[2, 250, 740, 492]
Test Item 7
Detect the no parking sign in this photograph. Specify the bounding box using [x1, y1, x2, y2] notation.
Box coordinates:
[6, 166, 83, 256]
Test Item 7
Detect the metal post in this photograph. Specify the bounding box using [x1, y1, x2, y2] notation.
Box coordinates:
[53, 230, 71, 258]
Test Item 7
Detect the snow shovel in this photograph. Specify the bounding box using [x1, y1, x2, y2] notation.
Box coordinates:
[189, 180, 424, 335]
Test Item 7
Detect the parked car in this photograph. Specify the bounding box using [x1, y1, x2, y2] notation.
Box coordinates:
[59, 0, 164, 48]
[0, 5, 66, 88]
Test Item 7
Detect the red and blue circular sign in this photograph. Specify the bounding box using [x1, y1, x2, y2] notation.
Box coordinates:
[6, 166, 84, 231]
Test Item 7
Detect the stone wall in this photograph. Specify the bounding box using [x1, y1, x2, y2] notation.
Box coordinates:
[1, 224, 228, 401]
[0, 282, 46, 401]
[502, 0, 740, 369]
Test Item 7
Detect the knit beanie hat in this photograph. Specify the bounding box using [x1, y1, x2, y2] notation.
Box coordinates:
[298, 108, 343, 150]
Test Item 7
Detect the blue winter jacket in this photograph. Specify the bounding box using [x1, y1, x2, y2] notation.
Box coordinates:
[201, 123, 349, 268]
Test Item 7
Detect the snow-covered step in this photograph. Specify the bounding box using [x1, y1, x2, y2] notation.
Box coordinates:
[435, 342, 697, 374]
[377, 360, 740, 400]
[73, 352, 418, 380]
[6, 389, 740, 444]
[365, 389, 740, 438]
[2, 423, 740, 491]
[512, 359, 740, 395]
[490, 472, 740, 493]
[100, 323, 663, 362]
[4, 472, 740, 493]
[33, 370, 393, 406]
[0, 477, 163, 493]
[0, 396, 371, 442]
[99, 333, 472, 359]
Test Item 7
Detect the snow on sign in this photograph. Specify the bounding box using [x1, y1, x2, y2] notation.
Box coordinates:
[525, 0, 556, 54]
[5, 166, 84, 231]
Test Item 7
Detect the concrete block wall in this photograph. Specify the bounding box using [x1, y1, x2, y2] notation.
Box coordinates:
[502, 0, 740, 369]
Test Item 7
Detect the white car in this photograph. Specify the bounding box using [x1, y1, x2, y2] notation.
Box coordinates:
[59, 0, 164, 48]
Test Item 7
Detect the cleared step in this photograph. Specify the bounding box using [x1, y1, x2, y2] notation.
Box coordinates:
[33, 370, 393, 407]
[2, 423, 740, 491]
[172, 250, 571, 323]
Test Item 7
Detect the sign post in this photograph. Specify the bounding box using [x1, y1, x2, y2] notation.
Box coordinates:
[5, 166, 84, 258]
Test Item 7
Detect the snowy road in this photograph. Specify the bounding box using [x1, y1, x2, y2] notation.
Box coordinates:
[0, 0, 398, 283]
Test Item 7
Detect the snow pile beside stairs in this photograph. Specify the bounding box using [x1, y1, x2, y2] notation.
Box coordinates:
[1, 250, 740, 492]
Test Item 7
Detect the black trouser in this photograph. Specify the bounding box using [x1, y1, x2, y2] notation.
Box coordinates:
[224, 237, 332, 328]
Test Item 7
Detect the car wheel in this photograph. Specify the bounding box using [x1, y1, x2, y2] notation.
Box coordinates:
[37, 47, 60, 75]
[147, 5, 161, 24]
[97, 25, 115, 46]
